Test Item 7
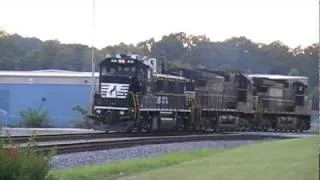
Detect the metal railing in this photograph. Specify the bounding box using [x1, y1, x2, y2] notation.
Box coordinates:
[260, 98, 295, 113]
[139, 93, 190, 111]
[198, 94, 238, 110]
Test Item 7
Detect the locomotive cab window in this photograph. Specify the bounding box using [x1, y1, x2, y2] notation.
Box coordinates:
[100, 63, 147, 76]
[101, 67, 107, 75]
[295, 85, 305, 95]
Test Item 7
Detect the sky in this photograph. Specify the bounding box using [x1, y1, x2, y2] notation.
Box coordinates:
[0, 0, 318, 49]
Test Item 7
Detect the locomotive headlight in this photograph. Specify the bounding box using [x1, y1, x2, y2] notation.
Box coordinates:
[118, 59, 125, 64]
[119, 111, 125, 115]
[96, 109, 101, 114]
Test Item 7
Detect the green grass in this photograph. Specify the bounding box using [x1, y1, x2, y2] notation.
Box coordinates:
[118, 137, 318, 180]
[52, 137, 318, 180]
[51, 149, 220, 180]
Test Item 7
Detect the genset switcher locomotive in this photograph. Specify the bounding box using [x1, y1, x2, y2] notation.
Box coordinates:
[89, 53, 311, 132]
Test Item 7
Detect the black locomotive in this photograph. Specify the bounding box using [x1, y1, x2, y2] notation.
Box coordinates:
[89, 54, 311, 132]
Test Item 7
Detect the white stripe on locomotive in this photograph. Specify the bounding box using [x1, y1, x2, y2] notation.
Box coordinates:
[100, 83, 129, 99]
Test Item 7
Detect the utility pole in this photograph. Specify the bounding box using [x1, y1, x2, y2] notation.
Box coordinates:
[89, 0, 96, 113]
[161, 50, 166, 74]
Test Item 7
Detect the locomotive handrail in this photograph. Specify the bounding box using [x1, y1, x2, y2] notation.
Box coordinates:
[129, 92, 137, 121]
[153, 92, 189, 97]
[260, 97, 295, 103]
[198, 94, 237, 98]
[135, 93, 141, 123]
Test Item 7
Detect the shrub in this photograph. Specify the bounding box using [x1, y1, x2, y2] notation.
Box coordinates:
[70, 119, 87, 129]
[0, 136, 58, 180]
[18, 107, 52, 128]
[0, 120, 2, 134]
[72, 106, 93, 129]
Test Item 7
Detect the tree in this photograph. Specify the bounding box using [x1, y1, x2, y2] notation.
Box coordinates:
[0, 27, 8, 37]
[288, 68, 300, 76]
[0, 31, 317, 109]
[150, 32, 187, 61]
[137, 38, 155, 56]
[0, 36, 24, 70]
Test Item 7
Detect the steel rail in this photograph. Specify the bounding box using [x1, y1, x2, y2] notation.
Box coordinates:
[0, 130, 313, 144]
[6, 133, 299, 155]
[1, 131, 232, 144]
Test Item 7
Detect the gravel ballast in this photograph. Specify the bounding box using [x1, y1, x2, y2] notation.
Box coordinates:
[50, 140, 261, 170]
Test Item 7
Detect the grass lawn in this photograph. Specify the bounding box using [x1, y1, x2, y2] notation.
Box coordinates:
[119, 137, 318, 180]
[51, 149, 221, 180]
[52, 137, 318, 180]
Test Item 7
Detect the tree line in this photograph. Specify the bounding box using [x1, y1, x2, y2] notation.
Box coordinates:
[0, 30, 318, 109]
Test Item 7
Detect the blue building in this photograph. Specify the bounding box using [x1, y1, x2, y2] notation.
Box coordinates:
[0, 70, 98, 127]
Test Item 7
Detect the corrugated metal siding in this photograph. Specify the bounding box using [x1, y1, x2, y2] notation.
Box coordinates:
[0, 90, 10, 112]
[0, 76, 99, 85]
[0, 84, 91, 127]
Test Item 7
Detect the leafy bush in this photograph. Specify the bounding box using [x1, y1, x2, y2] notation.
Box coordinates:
[0, 119, 2, 134]
[18, 107, 52, 128]
[0, 136, 58, 180]
[71, 106, 93, 129]
[70, 119, 87, 129]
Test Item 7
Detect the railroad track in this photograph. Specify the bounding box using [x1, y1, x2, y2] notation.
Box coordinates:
[2, 133, 308, 155]
[1, 130, 314, 144]
[1, 131, 233, 144]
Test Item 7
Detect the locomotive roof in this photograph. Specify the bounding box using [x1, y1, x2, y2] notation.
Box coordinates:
[99, 57, 151, 69]
[0, 69, 99, 78]
[247, 74, 309, 85]
[247, 74, 308, 80]
[166, 68, 224, 79]
[154, 73, 186, 81]
[200, 68, 242, 75]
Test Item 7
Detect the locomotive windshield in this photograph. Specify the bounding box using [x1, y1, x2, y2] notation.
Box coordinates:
[99, 58, 149, 77]
[101, 65, 144, 76]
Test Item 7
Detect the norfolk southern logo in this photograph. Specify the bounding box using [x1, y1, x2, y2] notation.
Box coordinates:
[101, 83, 129, 99]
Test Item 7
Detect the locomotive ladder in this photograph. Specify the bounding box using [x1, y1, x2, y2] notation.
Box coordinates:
[254, 96, 264, 123]
[135, 93, 141, 124]
[191, 94, 202, 128]
[130, 92, 141, 126]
